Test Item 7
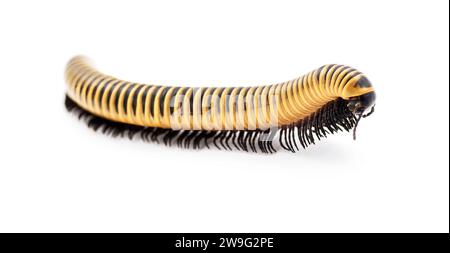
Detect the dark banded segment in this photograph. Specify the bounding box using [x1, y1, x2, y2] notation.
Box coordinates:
[129, 84, 146, 119]
[121, 83, 136, 117]
[112, 82, 128, 116]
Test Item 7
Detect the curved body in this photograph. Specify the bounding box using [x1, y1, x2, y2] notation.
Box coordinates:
[66, 56, 374, 130]
[64, 56, 376, 152]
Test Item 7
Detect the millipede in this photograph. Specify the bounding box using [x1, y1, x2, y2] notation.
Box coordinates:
[64, 56, 376, 153]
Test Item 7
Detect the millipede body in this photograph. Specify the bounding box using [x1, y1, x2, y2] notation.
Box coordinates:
[65, 56, 376, 153]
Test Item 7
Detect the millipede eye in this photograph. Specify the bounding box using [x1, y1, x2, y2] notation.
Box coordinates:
[347, 101, 358, 111]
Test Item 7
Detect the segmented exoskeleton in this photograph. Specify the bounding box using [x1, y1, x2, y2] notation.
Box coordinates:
[65, 56, 376, 153]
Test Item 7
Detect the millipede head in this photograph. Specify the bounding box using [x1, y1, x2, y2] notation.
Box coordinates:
[347, 91, 376, 117]
[345, 76, 376, 118]
[343, 76, 376, 140]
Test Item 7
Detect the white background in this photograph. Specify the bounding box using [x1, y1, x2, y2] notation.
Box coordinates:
[0, 0, 448, 232]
